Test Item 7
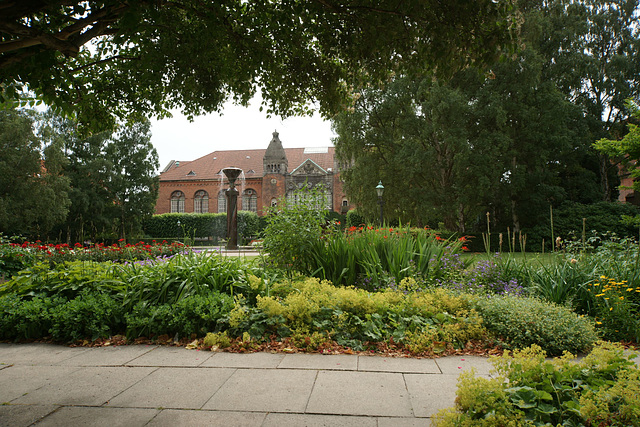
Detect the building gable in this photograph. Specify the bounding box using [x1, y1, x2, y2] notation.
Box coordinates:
[290, 159, 328, 176]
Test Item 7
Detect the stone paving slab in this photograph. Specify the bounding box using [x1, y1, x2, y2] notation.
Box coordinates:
[305, 370, 414, 417]
[278, 353, 358, 371]
[624, 350, 639, 368]
[0, 404, 59, 427]
[0, 343, 89, 366]
[377, 417, 435, 427]
[147, 409, 266, 426]
[434, 355, 493, 376]
[125, 346, 213, 367]
[107, 367, 235, 409]
[261, 413, 377, 427]
[357, 355, 440, 374]
[404, 373, 460, 418]
[12, 366, 155, 406]
[203, 368, 317, 413]
[59, 345, 157, 367]
[33, 406, 159, 427]
[200, 351, 285, 368]
[0, 365, 79, 403]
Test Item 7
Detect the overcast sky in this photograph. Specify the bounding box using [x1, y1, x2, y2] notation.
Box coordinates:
[149, 97, 336, 171]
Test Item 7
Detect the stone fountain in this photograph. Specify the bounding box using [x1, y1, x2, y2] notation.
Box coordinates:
[222, 167, 242, 250]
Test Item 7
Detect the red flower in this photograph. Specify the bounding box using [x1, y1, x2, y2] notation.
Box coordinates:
[435, 235, 443, 241]
[462, 246, 469, 251]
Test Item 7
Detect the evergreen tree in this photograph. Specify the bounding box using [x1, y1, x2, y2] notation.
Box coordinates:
[0, 110, 70, 237]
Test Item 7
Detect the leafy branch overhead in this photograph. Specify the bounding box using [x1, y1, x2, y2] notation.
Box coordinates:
[0, 0, 520, 130]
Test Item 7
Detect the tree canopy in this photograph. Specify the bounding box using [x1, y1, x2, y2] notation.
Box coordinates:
[333, 0, 631, 232]
[0, 108, 158, 241]
[1, 0, 519, 130]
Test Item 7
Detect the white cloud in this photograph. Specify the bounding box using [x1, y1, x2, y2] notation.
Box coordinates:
[150, 99, 336, 171]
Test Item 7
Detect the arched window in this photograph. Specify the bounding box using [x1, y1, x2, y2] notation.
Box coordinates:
[217, 190, 226, 213]
[194, 190, 209, 213]
[170, 191, 185, 213]
[242, 189, 258, 212]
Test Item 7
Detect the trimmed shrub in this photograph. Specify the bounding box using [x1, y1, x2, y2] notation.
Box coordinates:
[525, 201, 640, 252]
[142, 211, 259, 243]
[346, 209, 365, 227]
[475, 295, 598, 356]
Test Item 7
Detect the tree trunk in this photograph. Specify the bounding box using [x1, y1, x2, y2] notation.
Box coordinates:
[599, 153, 611, 201]
[511, 198, 521, 233]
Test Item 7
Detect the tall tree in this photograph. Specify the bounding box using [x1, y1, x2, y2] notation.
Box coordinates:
[0, 110, 70, 237]
[470, 48, 589, 232]
[104, 120, 159, 239]
[334, 77, 497, 231]
[0, 0, 519, 131]
[40, 112, 159, 242]
[539, 0, 640, 199]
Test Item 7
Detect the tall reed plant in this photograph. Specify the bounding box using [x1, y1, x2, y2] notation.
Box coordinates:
[303, 226, 465, 288]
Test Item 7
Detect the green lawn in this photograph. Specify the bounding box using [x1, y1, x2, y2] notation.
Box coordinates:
[462, 251, 563, 266]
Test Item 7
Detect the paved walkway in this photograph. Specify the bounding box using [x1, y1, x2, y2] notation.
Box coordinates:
[0, 343, 493, 427]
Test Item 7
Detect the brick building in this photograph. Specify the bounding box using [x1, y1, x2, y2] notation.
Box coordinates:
[155, 131, 351, 215]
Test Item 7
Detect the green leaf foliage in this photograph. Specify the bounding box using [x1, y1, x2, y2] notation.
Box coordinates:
[262, 187, 327, 275]
[49, 291, 125, 342]
[124, 293, 234, 338]
[0, 0, 519, 131]
[434, 342, 640, 427]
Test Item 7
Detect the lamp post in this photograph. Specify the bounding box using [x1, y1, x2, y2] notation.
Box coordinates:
[376, 180, 384, 227]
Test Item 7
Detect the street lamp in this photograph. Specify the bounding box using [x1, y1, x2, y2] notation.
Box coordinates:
[376, 180, 384, 227]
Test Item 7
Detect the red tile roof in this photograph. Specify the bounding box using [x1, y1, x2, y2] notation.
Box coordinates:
[159, 147, 335, 181]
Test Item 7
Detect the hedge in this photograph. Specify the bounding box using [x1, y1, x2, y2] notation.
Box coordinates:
[451, 202, 640, 253]
[142, 212, 260, 244]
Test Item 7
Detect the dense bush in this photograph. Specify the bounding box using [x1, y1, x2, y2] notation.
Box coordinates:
[475, 295, 598, 356]
[125, 293, 234, 338]
[434, 342, 640, 427]
[0, 294, 61, 340]
[262, 188, 327, 274]
[49, 292, 125, 342]
[0, 291, 233, 342]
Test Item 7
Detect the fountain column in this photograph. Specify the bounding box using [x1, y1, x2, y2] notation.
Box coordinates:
[222, 167, 242, 250]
